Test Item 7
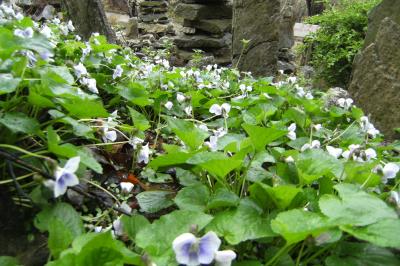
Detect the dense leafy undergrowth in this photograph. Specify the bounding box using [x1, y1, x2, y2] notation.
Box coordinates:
[302, 0, 380, 87]
[0, 5, 400, 266]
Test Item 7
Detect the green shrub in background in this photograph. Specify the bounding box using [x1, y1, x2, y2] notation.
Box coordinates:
[303, 0, 381, 88]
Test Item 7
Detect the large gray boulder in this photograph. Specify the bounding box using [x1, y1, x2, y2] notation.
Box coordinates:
[232, 0, 280, 76]
[363, 0, 400, 47]
[349, 10, 400, 139]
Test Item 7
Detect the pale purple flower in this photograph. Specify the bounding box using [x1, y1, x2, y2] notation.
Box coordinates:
[81, 77, 98, 94]
[138, 143, 150, 164]
[184, 106, 193, 116]
[177, 93, 186, 103]
[164, 101, 173, 110]
[301, 140, 321, 152]
[326, 146, 343, 158]
[287, 76, 297, 84]
[113, 65, 123, 79]
[129, 137, 144, 149]
[15, 12, 24, 20]
[172, 231, 221, 266]
[198, 124, 209, 132]
[59, 24, 69, 35]
[285, 156, 295, 163]
[305, 92, 314, 100]
[389, 191, 400, 207]
[44, 157, 80, 198]
[364, 148, 377, 161]
[73, 63, 87, 78]
[313, 124, 322, 131]
[337, 98, 353, 110]
[67, 20, 75, 32]
[120, 182, 134, 193]
[205, 136, 219, 151]
[40, 25, 53, 38]
[215, 250, 237, 266]
[209, 103, 231, 117]
[360, 116, 380, 138]
[342, 144, 360, 160]
[14, 27, 34, 38]
[383, 163, 399, 181]
[287, 123, 297, 140]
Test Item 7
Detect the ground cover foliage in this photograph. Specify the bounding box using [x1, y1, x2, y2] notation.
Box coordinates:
[0, 4, 400, 266]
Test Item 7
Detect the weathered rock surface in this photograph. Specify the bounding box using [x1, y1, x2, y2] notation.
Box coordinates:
[232, 0, 280, 76]
[349, 15, 400, 139]
[62, 0, 117, 43]
[363, 0, 400, 47]
[174, 3, 231, 20]
[173, 0, 232, 65]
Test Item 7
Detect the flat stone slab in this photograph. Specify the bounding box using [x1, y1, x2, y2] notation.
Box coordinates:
[174, 34, 227, 48]
[184, 19, 231, 34]
[293, 23, 320, 39]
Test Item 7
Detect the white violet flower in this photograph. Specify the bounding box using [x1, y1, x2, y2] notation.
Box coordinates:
[177, 93, 186, 103]
[138, 143, 150, 164]
[209, 103, 231, 117]
[326, 146, 343, 158]
[214, 250, 237, 266]
[164, 101, 173, 110]
[172, 231, 221, 266]
[73, 63, 87, 78]
[287, 123, 297, 140]
[120, 182, 134, 193]
[81, 77, 98, 94]
[337, 98, 354, 110]
[383, 163, 399, 181]
[113, 65, 123, 79]
[45, 157, 80, 198]
[14, 27, 34, 38]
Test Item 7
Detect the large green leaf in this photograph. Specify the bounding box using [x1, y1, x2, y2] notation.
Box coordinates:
[319, 184, 397, 226]
[0, 112, 40, 134]
[245, 151, 275, 182]
[0, 74, 21, 95]
[342, 219, 400, 248]
[187, 151, 242, 179]
[121, 214, 150, 241]
[174, 184, 210, 211]
[48, 218, 74, 259]
[61, 97, 108, 118]
[207, 188, 240, 209]
[118, 82, 153, 106]
[60, 232, 142, 266]
[296, 149, 343, 184]
[149, 150, 197, 169]
[128, 106, 150, 131]
[256, 183, 302, 209]
[271, 209, 333, 244]
[136, 191, 175, 213]
[166, 117, 209, 150]
[48, 110, 94, 139]
[135, 210, 213, 264]
[207, 199, 276, 245]
[34, 203, 84, 237]
[242, 124, 287, 151]
[325, 242, 400, 266]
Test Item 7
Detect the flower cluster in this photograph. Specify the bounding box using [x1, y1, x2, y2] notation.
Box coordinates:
[173, 231, 236, 266]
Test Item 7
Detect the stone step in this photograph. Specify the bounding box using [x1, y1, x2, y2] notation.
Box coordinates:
[174, 34, 228, 48]
[183, 19, 231, 34]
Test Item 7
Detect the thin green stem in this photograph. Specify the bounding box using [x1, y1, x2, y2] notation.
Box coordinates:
[296, 241, 306, 266]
